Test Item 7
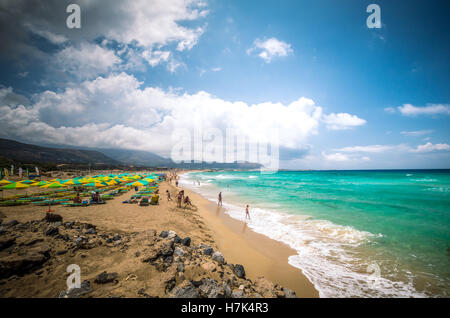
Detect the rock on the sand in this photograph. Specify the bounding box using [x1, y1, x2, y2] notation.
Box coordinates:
[0, 244, 51, 278]
[181, 237, 191, 247]
[85, 228, 97, 235]
[0, 238, 15, 251]
[58, 280, 92, 298]
[45, 226, 59, 236]
[203, 246, 214, 255]
[3, 220, 19, 228]
[94, 271, 118, 284]
[159, 231, 169, 238]
[170, 281, 198, 298]
[167, 230, 177, 239]
[283, 288, 296, 298]
[173, 246, 184, 257]
[212, 251, 225, 264]
[233, 264, 246, 278]
[43, 213, 63, 223]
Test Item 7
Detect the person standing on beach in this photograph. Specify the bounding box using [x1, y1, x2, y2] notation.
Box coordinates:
[245, 205, 250, 220]
[218, 192, 222, 206]
[166, 190, 172, 201]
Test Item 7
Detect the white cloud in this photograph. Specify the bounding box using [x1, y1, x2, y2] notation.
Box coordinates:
[398, 104, 450, 116]
[322, 113, 366, 130]
[0, 74, 328, 157]
[54, 43, 121, 79]
[211, 67, 222, 72]
[335, 145, 397, 153]
[322, 152, 350, 162]
[384, 107, 396, 114]
[400, 130, 433, 136]
[413, 142, 450, 153]
[142, 50, 171, 67]
[1, 0, 208, 75]
[247, 37, 293, 63]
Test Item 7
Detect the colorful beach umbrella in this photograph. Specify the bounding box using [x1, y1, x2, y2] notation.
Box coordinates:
[41, 182, 65, 189]
[2, 182, 30, 189]
[0, 179, 12, 185]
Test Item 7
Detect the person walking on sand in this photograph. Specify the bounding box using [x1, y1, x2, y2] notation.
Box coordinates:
[218, 192, 222, 206]
[166, 190, 172, 201]
[245, 205, 250, 220]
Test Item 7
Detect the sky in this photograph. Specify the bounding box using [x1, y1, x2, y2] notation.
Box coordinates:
[0, 0, 449, 169]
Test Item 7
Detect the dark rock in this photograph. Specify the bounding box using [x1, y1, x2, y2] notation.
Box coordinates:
[94, 271, 118, 284]
[282, 288, 296, 298]
[0, 226, 5, 235]
[0, 238, 15, 251]
[198, 278, 226, 298]
[135, 251, 141, 257]
[159, 231, 169, 238]
[58, 280, 92, 298]
[112, 234, 121, 241]
[56, 249, 68, 255]
[43, 213, 63, 223]
[82, 223, 96, 230]
[0, 246, 51, 279]
[173, 235, 182, 244]
[106, 238, 113, 243]
[45, 226, 59, 236]
[64, 222, 74, 229]
[182, 237, 191, 247]
[231, 290, 246, 298]
[85, 228, 97, 235]
[233, 264, 246, 279]
[170, 281, 199, 298]
[212, 251, 225, 264]
[3, 220, 19, 228]
[203, 247, 214, 255]
[24, 238, 44, 246]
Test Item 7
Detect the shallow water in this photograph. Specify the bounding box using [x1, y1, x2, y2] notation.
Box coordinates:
[181, 170, 450, 298]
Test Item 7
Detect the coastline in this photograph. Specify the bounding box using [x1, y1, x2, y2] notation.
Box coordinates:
[179, 172, 319, 298]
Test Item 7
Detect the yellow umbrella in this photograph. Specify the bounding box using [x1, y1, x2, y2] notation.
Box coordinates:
[0, 179, 12, 185]
[2, 182, 30, 189]
[40, 182, 65, 188]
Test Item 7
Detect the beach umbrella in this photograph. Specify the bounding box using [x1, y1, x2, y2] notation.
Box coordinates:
[84, 182, 106, 188]
[20, 180, 34, 184]
[41, 182, 65, 189]
[63, 179, 81, 185]
[130, 180, 149, 187]
[34, 181, 49, 187]
[2, 182, 30, 190]
[0, 179, 12, 185]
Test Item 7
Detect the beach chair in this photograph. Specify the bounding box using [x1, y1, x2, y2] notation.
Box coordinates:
[150, 195, 159, 205]
[139, 197, 150, 206]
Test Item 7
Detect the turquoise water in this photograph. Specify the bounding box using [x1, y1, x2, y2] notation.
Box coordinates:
[181, 170, 450, 297]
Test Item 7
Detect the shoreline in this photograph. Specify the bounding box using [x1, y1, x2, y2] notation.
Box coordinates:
[178, 173, 319, 298]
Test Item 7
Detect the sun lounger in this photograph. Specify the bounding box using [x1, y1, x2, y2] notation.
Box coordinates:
[150, 195, 159, 205]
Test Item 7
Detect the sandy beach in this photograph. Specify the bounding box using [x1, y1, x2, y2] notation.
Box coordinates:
[0, 171, 318, 298]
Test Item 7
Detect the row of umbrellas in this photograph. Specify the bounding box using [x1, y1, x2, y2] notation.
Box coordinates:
[0, 172, 160, 190]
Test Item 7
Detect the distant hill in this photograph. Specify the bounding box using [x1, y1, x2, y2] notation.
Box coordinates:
[0, 138, 263, 170]
[0, 138, 119, 165]
[96, 148, 262, 169]
[98, 148, 171, 167]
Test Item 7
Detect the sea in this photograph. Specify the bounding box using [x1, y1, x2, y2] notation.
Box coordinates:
[180, 170, 450, 298]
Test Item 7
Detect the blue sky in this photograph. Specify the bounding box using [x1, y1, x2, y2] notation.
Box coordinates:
[0, 0, 449, 169]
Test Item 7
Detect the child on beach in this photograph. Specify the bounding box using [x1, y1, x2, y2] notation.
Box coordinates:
[245, 205, 250, 220]
[166, 190, 172, 201]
